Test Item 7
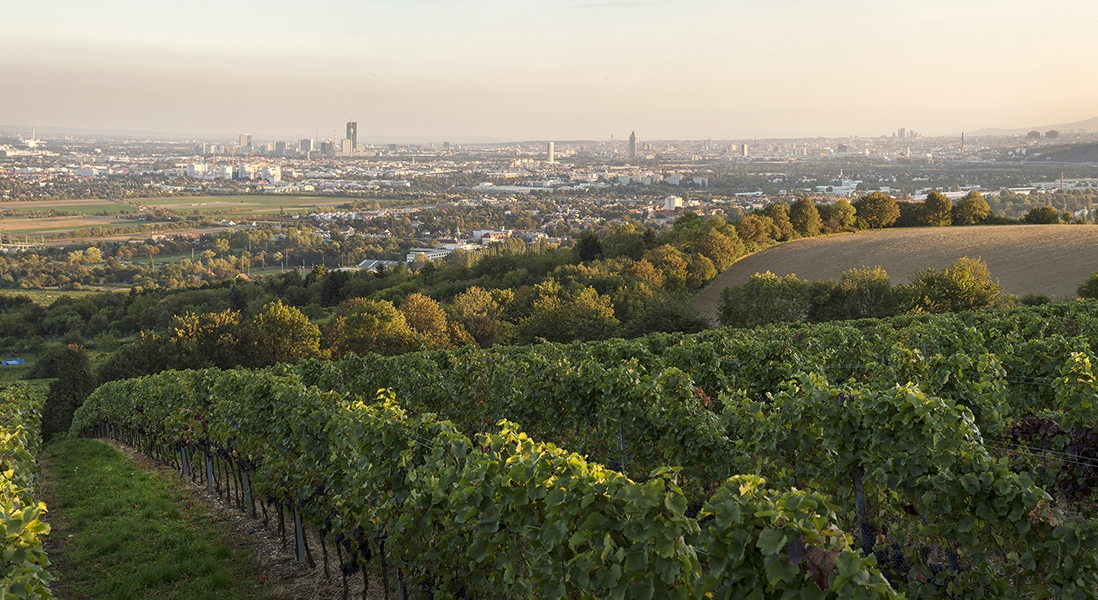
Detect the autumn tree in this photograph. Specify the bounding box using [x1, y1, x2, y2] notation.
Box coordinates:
[399, 293, 451, 348]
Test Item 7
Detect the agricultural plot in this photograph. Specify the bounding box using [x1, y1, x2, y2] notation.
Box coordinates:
[0, 198, 136, 215]
[0, 215, 145, 234]
[72, 302, 1098, 598]
[134, 195, 339, 216]
[692, 225, 1098, 321]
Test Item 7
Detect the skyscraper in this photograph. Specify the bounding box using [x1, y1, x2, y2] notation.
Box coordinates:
[346, 121, 358, 147]
[239, 133, 252, 150]
[628, 132, 636, 159]
[300, 138, 314, 153]
[547, 141, 555, 164]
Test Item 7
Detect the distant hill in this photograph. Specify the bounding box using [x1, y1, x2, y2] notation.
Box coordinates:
[967, 116, 1098, 137]
[691, 225, 1098, 323]
[1032, 143, 1098, 163]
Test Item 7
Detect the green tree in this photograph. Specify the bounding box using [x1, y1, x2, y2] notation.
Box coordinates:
[905, 257, 1002, 313]
[814, 266, 899, 321]
[766, 202, 796, 241]
[734, 214, 776, 249]
[919, 192, 953, 226]
[831, 199, 857, 230]
[1025, 206, 1062, 224]
[166, 309, 246, 369]
[643, 245, 689, 293]
[718, 271, 813, 328]
[41, 344, 97, 441]
[448, 286, 508, 348]
[952, 191, 992, 225]
[686, 253, 718, 288]
[515, 282, 620, 344]
[601, 224, 646, 261]
[789, 198, 823, 237]
[573, 230, 603, 263]
[1078, 272, 1098, 299]
[691, 230, 743, 272]
[327, 298, 425, 357]
[853, 192, 900, 229]
[251, 300, 323, 365]
[626, 296, 711, 337]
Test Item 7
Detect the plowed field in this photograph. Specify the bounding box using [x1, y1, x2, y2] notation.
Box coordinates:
[692, 225, 1098, 322]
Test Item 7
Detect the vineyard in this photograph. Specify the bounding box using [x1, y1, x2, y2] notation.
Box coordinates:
[70, 301, 1098, 599]
[1, 383, 53, 598]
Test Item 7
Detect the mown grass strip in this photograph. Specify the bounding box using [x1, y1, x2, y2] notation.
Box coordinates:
[41, 438, 269, 600]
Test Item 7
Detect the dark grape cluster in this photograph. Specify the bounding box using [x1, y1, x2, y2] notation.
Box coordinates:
[1059, 427, 1098, 497]
[874, 542, 909, 585]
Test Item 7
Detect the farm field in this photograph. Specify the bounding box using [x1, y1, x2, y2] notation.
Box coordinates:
[134, 195, 348, 216]
[692, 224, 1098, 321]
[0, 215, 145, 234]
[0, 198, 136, 215]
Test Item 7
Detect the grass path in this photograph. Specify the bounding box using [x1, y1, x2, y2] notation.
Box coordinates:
[39, 438, 271, 600]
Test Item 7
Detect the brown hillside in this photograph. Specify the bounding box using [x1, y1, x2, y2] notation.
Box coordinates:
[691, 225, 1098, 322]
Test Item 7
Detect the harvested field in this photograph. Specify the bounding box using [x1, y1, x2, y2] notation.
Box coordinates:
[0, 215, 143, 233]
[692, 225, 1098, 322]
[0, 198, 133, 214]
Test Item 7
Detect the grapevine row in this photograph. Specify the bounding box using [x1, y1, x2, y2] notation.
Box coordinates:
[1, 383, 53, 599]
[72, 368, 898, 599]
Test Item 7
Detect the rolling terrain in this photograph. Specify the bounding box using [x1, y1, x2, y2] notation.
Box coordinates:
[692, 225, 1098, 322]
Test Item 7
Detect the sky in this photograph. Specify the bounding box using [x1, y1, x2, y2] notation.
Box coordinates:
[2, 0, 1098, 141]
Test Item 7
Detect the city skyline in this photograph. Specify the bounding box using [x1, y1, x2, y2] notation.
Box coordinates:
[3, 0, 1097, 140]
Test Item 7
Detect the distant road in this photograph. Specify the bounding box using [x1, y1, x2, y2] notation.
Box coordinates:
[691, 225, 1098, 323]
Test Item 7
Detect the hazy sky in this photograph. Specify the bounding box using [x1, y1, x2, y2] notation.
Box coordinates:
[2, 0, 1097, 141]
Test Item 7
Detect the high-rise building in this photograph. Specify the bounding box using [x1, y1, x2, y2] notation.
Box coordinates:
[741, 144, 749, 157]
[346, 121, 358, 147]
[547, 141, 555, 164]
[239, 133, 252, 149]
[300, 138, 314, 153]
[275, 141, 286, 155]
[897, 128, 906, 139]
[628, 132, 636, 159]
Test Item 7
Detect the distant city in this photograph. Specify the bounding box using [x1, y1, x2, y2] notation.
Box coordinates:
[3, 119, 1096, 204]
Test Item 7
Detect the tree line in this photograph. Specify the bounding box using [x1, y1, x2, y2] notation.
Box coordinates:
[718, 257, 1055, 328]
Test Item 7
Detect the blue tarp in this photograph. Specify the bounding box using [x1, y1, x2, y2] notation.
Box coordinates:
[1, 359, 26, 366]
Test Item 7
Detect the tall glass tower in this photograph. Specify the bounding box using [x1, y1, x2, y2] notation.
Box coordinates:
[346, 121, 358, 147]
